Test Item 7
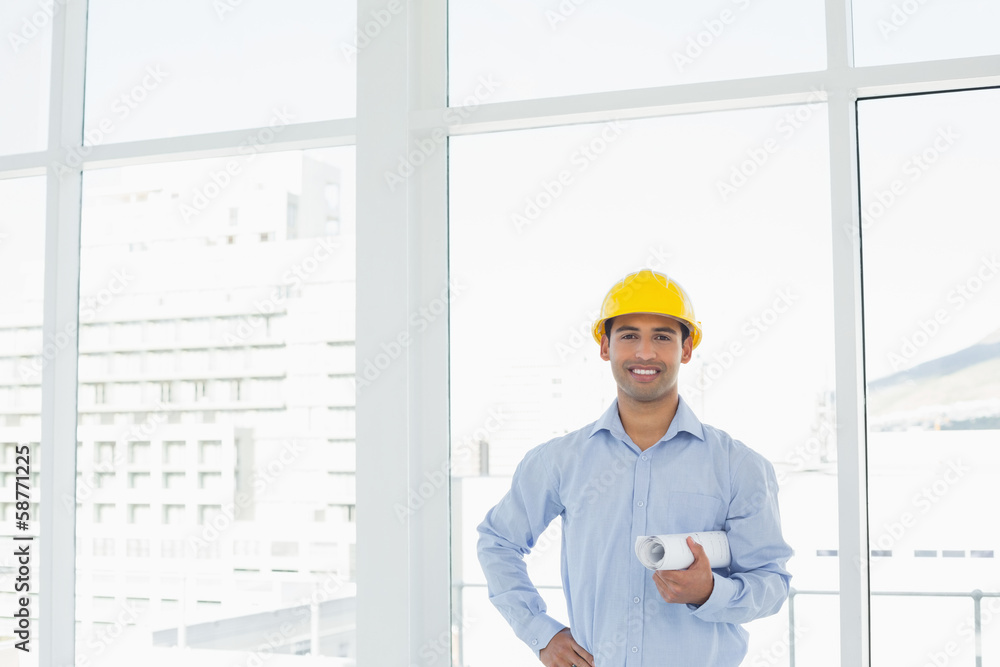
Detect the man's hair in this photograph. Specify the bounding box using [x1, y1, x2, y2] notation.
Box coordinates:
[605, 317, 690, 343]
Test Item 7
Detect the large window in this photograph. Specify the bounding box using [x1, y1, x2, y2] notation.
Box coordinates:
[860, 88, 1000, 666]
[1, 2, 358, 665]
[851, 0, 1000, 66]
[83, 0, 355, 143]
[449, 0, 827, 102]
[75, 149, 357, 665]
[0, 177, 46, 656]
[0, 2, 51, 155]
[450, 104, 839, 665]
[2, 1, 999, 666]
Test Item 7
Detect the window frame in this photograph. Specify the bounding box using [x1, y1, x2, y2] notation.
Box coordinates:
[0, 0, 997, 665]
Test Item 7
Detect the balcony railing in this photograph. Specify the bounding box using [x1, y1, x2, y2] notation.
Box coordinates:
[453, 583, 1000, 667]
[789, 588, 1000, 667]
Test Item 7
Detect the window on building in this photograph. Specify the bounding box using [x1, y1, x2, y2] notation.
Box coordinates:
[128, 472, 150, 490]
[198, 472, 222, 492]
[94, 504, 116, 523]
[162, 441, 185, 466]
[128, 504, 151, 524]
[271, 542, 300, 557]
[128, 441, 150, 465]
[198, 504, 223, 526]
[94, 441, 115, 464]
[93, 538, 116, 557]
[160, 540, 186, 559]
[126, 539, 151, 558]
[163, 472, 187, 490]
[198, 441, 222, 466]
[162, 504, 186, 525]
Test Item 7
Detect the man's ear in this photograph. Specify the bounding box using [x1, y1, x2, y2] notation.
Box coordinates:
[680, 335, 694, 364]
[600, 335, 610, 361]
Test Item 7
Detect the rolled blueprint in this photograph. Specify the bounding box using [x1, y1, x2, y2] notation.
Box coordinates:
[634, 531, 731, 571]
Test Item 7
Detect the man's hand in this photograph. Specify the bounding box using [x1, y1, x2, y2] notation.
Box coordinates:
[539, 628, 594, 667]
[652, 536, 715, 606]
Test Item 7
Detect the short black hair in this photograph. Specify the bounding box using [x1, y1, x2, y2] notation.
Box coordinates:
[605, 317, 689, 342]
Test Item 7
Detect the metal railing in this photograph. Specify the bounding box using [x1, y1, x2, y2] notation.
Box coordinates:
[454, 583, 1000, 667]
[788, 588, 1000, 667]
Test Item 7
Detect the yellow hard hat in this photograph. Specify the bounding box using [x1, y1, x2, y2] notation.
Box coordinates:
[592, 269, 702, 348]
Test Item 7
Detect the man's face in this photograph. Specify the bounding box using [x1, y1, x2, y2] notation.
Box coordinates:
[599, 312, 693, 405]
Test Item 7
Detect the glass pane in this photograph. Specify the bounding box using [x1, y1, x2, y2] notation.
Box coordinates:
[852, 0, 1000, 66]
[75, 148, 357, 665]
[449, 0, 826, 104]
[451, 105, 837, 665]
[0, 2, 51, 154]
[860, 88, 1000, 666]
[83, 0, 355, 144]
[0, 176, 45, 667]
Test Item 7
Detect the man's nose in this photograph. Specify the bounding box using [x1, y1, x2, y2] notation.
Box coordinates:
[636, 338, 655, 360]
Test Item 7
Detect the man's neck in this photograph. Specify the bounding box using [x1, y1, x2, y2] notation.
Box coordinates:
[617, 391, 679, 451]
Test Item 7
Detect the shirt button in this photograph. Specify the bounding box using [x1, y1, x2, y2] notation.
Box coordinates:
[531, 639, 537, 646]
[637, 500, 644, 507]
[633, 596, 640, 603]
[632, 646, 638, 653]
[641, 455, 648, 461]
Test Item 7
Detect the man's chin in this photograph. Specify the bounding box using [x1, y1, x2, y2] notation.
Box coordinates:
[621, 386, 673, 404]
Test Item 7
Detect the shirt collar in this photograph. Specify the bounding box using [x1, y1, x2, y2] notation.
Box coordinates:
[589, 395, 706, 444]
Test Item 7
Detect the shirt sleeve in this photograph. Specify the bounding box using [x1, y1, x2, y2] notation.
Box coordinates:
[477, 444, 568, 656]
[690, 449, 793, 624]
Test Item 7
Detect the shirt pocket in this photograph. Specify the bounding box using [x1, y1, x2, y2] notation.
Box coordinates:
[660, 491, 724, 533]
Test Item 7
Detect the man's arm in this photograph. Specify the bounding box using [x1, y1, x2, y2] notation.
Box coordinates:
[689, 450, 793, 624]
[477, 445, 568, 657]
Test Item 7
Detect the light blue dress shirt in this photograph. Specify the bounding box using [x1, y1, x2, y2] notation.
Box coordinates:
[477, 397, 793, 667]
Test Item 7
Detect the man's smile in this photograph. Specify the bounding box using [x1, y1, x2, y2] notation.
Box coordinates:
[628, 365, 663, 382]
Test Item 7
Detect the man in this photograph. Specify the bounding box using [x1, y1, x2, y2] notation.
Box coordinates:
[477, 269, 792, 667]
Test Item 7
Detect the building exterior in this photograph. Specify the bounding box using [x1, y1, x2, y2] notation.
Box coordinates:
[0, 152, 357, 664]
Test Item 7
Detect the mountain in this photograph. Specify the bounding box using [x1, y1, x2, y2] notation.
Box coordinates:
[867, 328, 1000, 431]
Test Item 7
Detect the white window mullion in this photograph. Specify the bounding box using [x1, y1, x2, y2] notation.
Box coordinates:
[852, 54, 1000, 97]
[407, 1, 451, 665]
[40, 1, 88, 665]
[77, 118, 356, 171]
[356, 0, 451, 662]
[436, 72, 829, 136]
[355, 0, 417, 665]
[828, 89, 871, 667]
[826, 1, 871, 665]
[0, 152, 47, 179]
